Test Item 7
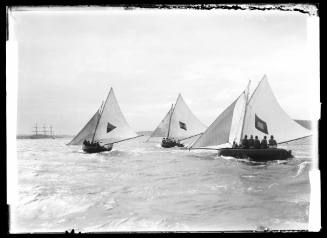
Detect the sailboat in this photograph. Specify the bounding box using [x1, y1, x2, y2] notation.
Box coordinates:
[190, 75, 312, 161]
[148, 94, 207, 148]
[67, 88, 142, 153]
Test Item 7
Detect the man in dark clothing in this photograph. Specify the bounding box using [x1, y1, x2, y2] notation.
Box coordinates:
[261, 136, 268, 149]
[241, 135, 249, 149]
[232, 141, 238, 148]
[248, 135, 254, 148]
[268, 135, 277, 148]
[254, 136, 261, 149]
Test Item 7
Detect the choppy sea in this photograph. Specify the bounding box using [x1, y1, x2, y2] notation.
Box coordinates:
[11, 136, 313, 232]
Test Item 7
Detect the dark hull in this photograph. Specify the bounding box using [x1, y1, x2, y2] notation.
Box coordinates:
[218, 148, 293, 161]
[161, 141, 184, 148]
[82, 144, 113, 153]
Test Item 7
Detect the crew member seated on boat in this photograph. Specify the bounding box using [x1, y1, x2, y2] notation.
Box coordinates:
[232, 141, 238, 148]
[260, 136, 268, 149]
[248, 135, 255, 148]
[268, 135, 277, 148]
[241, 135, 249, 149]
[254, 136, 261, 149]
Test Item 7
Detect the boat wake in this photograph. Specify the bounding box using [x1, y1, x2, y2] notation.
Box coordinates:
[293, 161, 311, 177]
[219, 155, 267, 166]
[97, 150, 130, 158]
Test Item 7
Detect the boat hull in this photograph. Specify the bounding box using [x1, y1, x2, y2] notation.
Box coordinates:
[82, 144, 113, 153]
[161, 141, 184, 148]
[218, 148, 293, 161]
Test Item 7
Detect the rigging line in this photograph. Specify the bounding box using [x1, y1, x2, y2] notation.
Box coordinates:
[278, 135, 313, 145]
[102, 135, 144, 145]
[179, 132, 203, 142]
[189, 147, 222, 151]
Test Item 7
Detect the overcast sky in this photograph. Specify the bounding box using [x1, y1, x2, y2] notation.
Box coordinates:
[10, 7, 319, 135]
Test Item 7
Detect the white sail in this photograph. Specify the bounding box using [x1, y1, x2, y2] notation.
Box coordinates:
[93, 88, 137, 144]
[148, 94, 207, 141]
[190, 92, 247, 149]
[228, 91, 248, 144]
[67, 110, 101, 145]
[168, 94, 207, 140]
[241, 75, 312, 143]
[148, 105, 173, 139]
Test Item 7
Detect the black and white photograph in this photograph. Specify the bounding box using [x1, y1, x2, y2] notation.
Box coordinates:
[6, 4, 320, 233]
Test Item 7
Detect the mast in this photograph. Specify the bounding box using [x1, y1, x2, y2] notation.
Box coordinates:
[167, 94, 181, 138]
[166, 103, 174, 138]
[43, 124, 47, 135]
[103, 135, 144, 145]
[91, 88, 112, 143]
[49, 125, 53, 136]
[239, 80, 251, 143]
[33, 122, 38, 135]
[100, 100, 104, 114]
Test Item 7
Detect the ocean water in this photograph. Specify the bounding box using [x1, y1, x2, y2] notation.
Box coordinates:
[11, 136, 313, 232]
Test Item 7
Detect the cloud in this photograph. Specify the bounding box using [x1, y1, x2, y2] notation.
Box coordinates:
[12, 9, 318, 134]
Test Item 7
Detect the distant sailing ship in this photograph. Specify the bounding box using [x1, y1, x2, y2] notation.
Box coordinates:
[189, 75, 312, 161]
[67, 87, 142, 153]
[29, 123, 56, 139]
[147, 94, 207, 148]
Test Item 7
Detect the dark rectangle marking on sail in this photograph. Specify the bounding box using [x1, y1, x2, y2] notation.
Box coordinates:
[107, 122, 116, 133]
[255, 114, 268, 134]
[179, 121, 187, 130]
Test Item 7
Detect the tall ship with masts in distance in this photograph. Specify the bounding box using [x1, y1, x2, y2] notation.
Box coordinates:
[29, 123, 56, 139]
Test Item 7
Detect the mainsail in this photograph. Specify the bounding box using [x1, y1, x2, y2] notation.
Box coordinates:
[67, 110, 101, 145]
[241, 75, 311, 144]
[92, 88, 138, 144]
[148, 94, 207, 141]
[190, 75, 312, 149]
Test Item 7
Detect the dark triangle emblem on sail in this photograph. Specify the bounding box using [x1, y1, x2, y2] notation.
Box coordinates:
[107, 122, 116, 133]
[255, 114, 268, 134]
[179, 121, 187, 130]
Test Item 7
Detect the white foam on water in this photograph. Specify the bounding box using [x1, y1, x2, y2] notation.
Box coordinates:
[12, 137, 313, 232]
[293, 161, 311, 178]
